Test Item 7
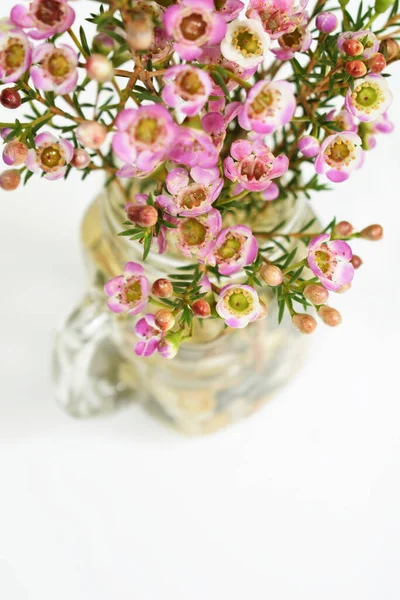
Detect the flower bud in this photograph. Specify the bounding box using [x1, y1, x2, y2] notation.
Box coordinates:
[318, 305, 342, 327]
[192, 299, 211, 318]
[76, 121, 107, 150]
[345, 60, 367, 78]
[342, 39, 364, 57]
[152, 278, 173, 298]
[2, 141, 28, 167]
[298, 135, 320, 158]
[125, 9, 154, 51]
[1, 128, 13, 140]
[260, 263, 283, 286]
[368, 53, 386, 73]
[256, 300, 268, 321]
[0, 87, 21, 109]
[127, 204, 158, 228]
[71, 148, 91, 170]
[359, 224, 383, 240]
[351, 255, 363, 269]
[154, 308, 175, 332]
[292, 313, 317, 334]
[334, 220, 353, 237]
[375, 0, 395, 14]
[380, 38, 399, 62]
[316, 12, 338, 34]
[303, 284, 329, 305]
[85, 54, 114, 83]
[0, 169, 21, 191]
[92, 32, 115, 55]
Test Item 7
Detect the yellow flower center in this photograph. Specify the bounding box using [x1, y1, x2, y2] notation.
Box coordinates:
[47, 51, 70, 78]
[217, 235, 242, 260]
[180, 185, 207, 209]
[233, 27, 263, 57]
[353, 82, 382, 113]
[325, 138, 355, 168]
[125, 280, 142, 303]
[40, 145, 63, 169]
[135, 117, 160, 144]
[224, 288, 253, 315]
[315, 250, 331, 273]
[177, 70, 204, 98]
[181, 218, 207, 245]
[4, 40, 25, 70]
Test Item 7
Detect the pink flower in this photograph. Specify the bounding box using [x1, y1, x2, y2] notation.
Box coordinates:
[0, 26, 32, 83]
[338, 31, 379, 60]
[11, 0, 75, 40]
[314, 132, 364, 183]
[239, 80, 296, 134]
[216, 284, 261, 328]
[207, 225, 258, 275]
[247, 0, 309, 40]
[201, 102, 241, 152]
[168, 127, 219, 168]
[200, 45, 257, 93]
[273, 20, 312, 60]
[141, 26, 173, 66]
[344, 73, 393, 123]
[112, 105, 177, 176]
[104, 262, 150, 315]
[125, 194, 167, 254]
[298, 135, 320, 158]
[326, 109, 358, 133]
[30, 42, 78, 94]
[316, 11, 337, 34]
[157, 166, 223, 217]
[163, 0, 226, 61]
[161, 65, 212, 116]
[174, 209, 222, 260]
[218, 0, 245, 22]
[307, 234, 354, 292]
[25, 132, 73, 180]
[360, 111, 394, 150]
[224, 139, 289, 192]
[134, 315, 182, 359]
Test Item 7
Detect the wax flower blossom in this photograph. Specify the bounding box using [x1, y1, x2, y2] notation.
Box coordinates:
[221, 18, 271, 67]
[157, 166, 223, 217]
[307, 234, 354, 291]
[11, 0, 75, 40]
[273, 19, 312, 60]
[104, 262, 150, 315]
[224, 139, 289, 191]
[207, 225, 258, 275]
[26, 132, 73, 180]
[163, 0, 226, 60]
[174, 209, 222, 260]
[246, 0, 308, 40]
[239, 80, 296, 134]
[30, 42, 78, 94]
[216, 284, 261, 328]
[219, 0, 245, 23]
[326, 109, 358, 133]
[161, 65, 213, 116]
[112, 105, 176, 176]
[338, 30, 379, 59]
[314, 132, 364, 183]
[0, 25, 32, 83]
[360, 112, 394, 149]
[345, 73, 393, 123]
[200, 45, 257, 93]
[134, 314, 181, 359]
[169, 126, 219, 168]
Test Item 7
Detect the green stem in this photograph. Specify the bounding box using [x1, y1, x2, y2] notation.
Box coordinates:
[0, 110, 53, 130]
[68, 28, 89, 59]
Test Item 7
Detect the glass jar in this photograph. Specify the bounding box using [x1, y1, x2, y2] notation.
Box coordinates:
[53, 178, 316, 434]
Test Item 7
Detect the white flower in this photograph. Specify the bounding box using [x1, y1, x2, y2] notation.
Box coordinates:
[221, 18, 270, 68]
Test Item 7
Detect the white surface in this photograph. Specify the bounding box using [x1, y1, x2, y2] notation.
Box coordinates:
[1, 2, 400, 598]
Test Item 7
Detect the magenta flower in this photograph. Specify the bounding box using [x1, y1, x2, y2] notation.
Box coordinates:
[30, 42, 78, 94]
[273, 21, 312, 60]
[221, 18, 270, 68]
[134, 313, 162, 357]
[344, 73, 393, 123]
[224, 139, 289, 192]
[219, 0, 245, 22]
[201, 102, 241, 152]
[168, 127, 219, 169]
[174, 209, 222, 260]
[11, 0, 75, 40]
[104, 262, 150, 315]
[361, 112, 394, 150]
[261, 182, 280, 201]
[247, 0, 309, 40]
[26, 132, 73, 180]
[326, 109, 358, 133]
[161, 65, 212, 116]
[307, 234, 354, 292]
[298, 135, 320, 158]
[338, 31, 379, 60]
[314, 132, 364, 183]
[216, 284, 261, 328]
[163, 0, 226, 61]
[239, 80, 296, 134]
[157, 166, 223, 217]
[0, 26, 32, 83]
[125, 194, 167, 254]
[207, 225, 258, 275]
[112, 105, 177, 176]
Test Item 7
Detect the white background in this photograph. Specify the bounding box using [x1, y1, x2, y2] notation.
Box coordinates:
[1, 1, 400, 598]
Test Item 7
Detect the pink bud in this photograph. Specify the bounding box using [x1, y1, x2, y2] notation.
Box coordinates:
[76, 121, 107, 150]
[298, 136, 320, 158]
[85, 54, 114, 83]
[1, 128, 13, 140]
[93, 33, 116, 55]
[2, 141, 28, 167]
[71, 148, 91, 169]
[316, 12, 338, 34]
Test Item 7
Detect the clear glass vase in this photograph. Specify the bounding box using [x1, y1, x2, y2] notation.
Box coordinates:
[53, 178, 316, 434]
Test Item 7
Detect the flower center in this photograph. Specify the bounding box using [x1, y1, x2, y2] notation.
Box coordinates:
[4, 40, 25, 70]
[35, 0, 64, 27]
[315, 250, 331, 273]
[325, 138, 354, 167]
[240, 157, 269, 181]
[180, 184, 207, 209]
[135, 117, 160, 144]
[280, 27, 302, 50]
[40, 145, 63, 169]
[250, 85, 280, 117]
[227, 290, 251, 314]
[181, 218, 207, 245]
[354, 83, 380, 108]
[125, 279, 142, 303]
[47, 51, 70, 78]
[218, 235, 242, 260]
[233, 27, 263, 57]
[180, 13, 207, 42]
[177, 70, 204, 98]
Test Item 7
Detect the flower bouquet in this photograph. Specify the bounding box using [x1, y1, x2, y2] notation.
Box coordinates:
[0, 0, 398, 429]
